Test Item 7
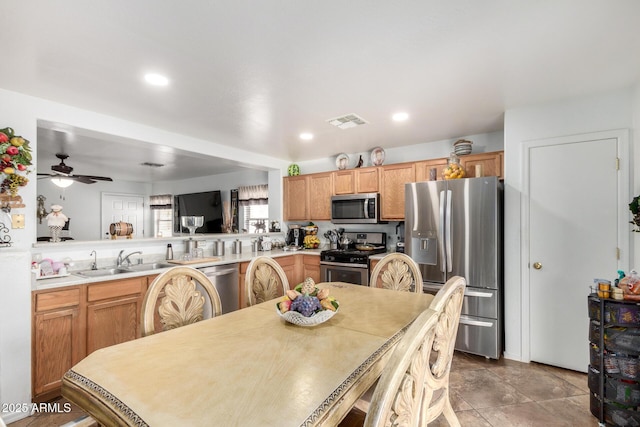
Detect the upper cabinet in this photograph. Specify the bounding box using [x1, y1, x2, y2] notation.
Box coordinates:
[333, 167, 379, 195]
[283, 175, 308, 221]
[379, 162, 415, 221]
[460, 151, 503, 179]
[283, 172, 333, 222]
[308, 172, 333, 221]
[415, 158, 448, 182]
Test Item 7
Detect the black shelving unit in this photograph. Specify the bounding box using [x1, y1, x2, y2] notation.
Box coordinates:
[588, 295, 640, 426]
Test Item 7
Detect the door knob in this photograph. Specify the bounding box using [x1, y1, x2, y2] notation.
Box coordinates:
[533, 262, 542, 270]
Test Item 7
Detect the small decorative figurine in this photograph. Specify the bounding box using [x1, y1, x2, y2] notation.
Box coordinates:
[46, 204, 68, 242]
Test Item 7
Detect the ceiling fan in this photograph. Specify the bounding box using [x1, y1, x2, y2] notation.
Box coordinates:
[38, 153, 113, 184]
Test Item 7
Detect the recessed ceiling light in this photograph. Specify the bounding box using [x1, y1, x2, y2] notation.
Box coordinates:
[299, 133, 314, 141]
[392, 112, 409, 122]
[144, 73, 169, 86]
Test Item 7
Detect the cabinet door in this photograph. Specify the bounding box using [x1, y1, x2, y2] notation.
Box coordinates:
[356, 167, 379, 193]
[334, 170, 355, 195]
[275, 255, 302, 288]
[86, 296, 141, 354]
[33, 307, 81, 398]
[308, 172, 333, 221]
[86, 278, 146, 354]
[380, 163, 416, 220]
[302, 255, 321, 283]
[460, 151, 503, 179]
[283, 175, 309, 221]
[415, 159, 448, 182]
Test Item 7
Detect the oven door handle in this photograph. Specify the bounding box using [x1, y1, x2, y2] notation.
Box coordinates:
[320, 261, 368, 269]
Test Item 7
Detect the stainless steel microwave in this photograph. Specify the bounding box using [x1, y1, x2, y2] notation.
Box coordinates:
[331, 193, 381, 224]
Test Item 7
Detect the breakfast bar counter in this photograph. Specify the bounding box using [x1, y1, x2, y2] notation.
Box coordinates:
[62, 282, 433, 426]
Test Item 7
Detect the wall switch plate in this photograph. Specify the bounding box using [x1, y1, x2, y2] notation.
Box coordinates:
[12, 214, 25, 229]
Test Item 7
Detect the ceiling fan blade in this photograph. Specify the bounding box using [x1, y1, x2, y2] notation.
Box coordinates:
[71, 176, 97, 184]
[75, 175, 113, 182]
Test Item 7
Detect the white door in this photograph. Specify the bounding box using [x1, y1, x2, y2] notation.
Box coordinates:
[525, 131, 628, 372]
[101, 193, 144, 239]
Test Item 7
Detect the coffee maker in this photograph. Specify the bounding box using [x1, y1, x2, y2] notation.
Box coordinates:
[286, 226, 305, 247]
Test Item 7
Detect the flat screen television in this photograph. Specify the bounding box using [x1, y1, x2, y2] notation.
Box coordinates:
[173, 190, 223, 234]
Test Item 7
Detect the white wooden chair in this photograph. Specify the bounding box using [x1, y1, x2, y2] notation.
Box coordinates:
[369, 253, 423, 293]
[364, 275, 466, 426]
[141, 266, 222, 337]
[245, 256, 289, 306]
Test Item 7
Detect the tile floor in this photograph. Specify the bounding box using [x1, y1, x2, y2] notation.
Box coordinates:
[7, 352, 599, 427]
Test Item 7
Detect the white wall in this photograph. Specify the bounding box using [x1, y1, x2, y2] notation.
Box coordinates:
[36, 178, 152, 241]
[502, 87, 636, 362]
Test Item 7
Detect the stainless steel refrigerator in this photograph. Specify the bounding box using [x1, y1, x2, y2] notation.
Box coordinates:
[405, 176, 502, 359]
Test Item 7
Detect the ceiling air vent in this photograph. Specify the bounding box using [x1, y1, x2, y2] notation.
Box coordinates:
[327, 113, 368, 130]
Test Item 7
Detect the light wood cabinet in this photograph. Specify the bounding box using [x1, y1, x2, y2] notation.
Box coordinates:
[284, 173, 333, 221]
[356, 167, 379, 193]
[32, 287, 83, 402]
[302, 255, 321, 283]
[334, 170, 355, 195]
[275, 255, 302, 287]
[415, 158, 448, 182]
[308, 172, 333, 221]
[333, 167, 379, 195]
[32, 275, 153, 401]
[283, 175, 308, 221]
[459, 151, 503, 179]
[379, 162, 415, 221]
[86, 277, 146, 354]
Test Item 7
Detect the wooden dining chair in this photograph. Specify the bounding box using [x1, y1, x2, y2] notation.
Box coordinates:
[364, 275, 466, 427]
[141, 266, 222, 337]
[369, 253, 423, 293]
[245, 256, 289, 306]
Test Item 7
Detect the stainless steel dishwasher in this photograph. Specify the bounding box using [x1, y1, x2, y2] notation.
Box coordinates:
[198, 264, 239, 314]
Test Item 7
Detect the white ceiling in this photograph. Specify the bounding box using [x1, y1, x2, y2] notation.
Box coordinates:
[3, 1, 640, 181]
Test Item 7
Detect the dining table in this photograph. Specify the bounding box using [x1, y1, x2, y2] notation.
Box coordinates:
[62, 282, 434, 427]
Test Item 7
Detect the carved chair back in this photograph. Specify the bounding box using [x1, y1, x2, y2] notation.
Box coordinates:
[245, 256, 289, 306]
[141, 266, 222, 337]
[369, 253, 423, 293]
[364, 275, 466, 427]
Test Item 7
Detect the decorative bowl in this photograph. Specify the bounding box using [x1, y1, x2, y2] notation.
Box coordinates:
[276, 300, 340, 326]
[276, 306, 339, 326]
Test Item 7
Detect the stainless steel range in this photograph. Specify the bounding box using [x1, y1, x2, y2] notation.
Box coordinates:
[320, 232, 386, 286]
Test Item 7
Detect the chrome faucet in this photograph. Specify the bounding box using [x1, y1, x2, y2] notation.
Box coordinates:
[117, 250, 142, 267]
[90, 250, 98, 270]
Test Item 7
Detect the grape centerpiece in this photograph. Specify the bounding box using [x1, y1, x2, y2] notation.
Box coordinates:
[276, 278, 339, 326]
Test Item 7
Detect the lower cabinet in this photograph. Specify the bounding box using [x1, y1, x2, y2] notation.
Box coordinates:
[32, 287, 83, 402]
[275, 255, 302, 288]
[303, 255, 320, 283]
[85, 277, 146, 354]
[32, 276, 151, 402]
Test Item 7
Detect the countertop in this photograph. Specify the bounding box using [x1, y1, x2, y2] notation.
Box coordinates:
[32, 248, 324, 291]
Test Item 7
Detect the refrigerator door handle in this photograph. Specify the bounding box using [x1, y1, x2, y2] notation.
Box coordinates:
[465, 290, 494, 298]
[445, 189, 453, 272]
[439, 190, 446, 273]
[459, 315, 494, 328]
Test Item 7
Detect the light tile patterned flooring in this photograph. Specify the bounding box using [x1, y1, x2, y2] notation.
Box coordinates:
[8, 352, 599, 427]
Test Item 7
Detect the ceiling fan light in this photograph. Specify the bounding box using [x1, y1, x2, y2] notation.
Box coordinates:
[51, 177, 74, 188]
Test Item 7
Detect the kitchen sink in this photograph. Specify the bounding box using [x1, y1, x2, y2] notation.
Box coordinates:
[76, 268, 131, 277]
[125, 262, 173, 272]
[76, 262, 174, 277]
